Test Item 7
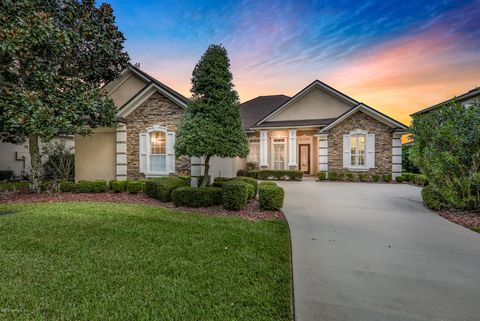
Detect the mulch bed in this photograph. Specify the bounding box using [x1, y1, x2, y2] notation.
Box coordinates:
[437, 210, 480, 229]
[0, 191, 285, 221]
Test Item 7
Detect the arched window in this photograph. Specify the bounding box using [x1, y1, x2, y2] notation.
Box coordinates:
[139, 125, 175, 176]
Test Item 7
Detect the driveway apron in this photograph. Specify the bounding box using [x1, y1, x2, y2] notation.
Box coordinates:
[279, 181, 480, 321]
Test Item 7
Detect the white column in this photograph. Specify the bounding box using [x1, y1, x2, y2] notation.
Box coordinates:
[392, 134, 403, 180]
[259, 130, 269, 168]
[288, 129, 297, 168]
[318, 134, 328, 172]
[116, 123, 127, 181]
[190, 156, 204, 187]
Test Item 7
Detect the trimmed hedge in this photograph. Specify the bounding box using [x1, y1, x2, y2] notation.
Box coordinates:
[222, 180, 249, 210]
[383, 174, 392, 182]
[178, 176, 191, 186]
[259, 184, 285, 211]
[317, 171, 327, 180]
[145, 177, 188, 201]
[59, 180, 76, 192]
[247, 170, 259, 178]
[233, 176, 258, 195]
[415, 174, 428, 186]
[421, 186, 444, 210]
[346, 172, 356, 181]
[0, 181, 29, 191]
[0, 170, 14, 181]
[172, 187, 222, 207]
[76, 180, 107, 193]
[249, 169, 303, 181]
[372, 174, 380, 182]
[127, 181, 144, 194]
[327, 171, 337, 180]
[259, 181, 277, 187]
[110, 180, 127, 193]
[212, 177, 233, 188]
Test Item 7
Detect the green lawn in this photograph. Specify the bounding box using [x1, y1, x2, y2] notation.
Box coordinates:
[472, 227, 480, 233]
[0, 203, 292, 321]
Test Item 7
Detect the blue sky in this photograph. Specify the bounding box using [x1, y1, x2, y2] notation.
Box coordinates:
[108, 0, 480, 123]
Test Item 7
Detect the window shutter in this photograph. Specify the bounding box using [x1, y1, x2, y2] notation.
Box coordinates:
[166, 132, 175, 174]
[139, 133, 147, 173]
[343, 134, 351, 168]
[366, 134, 375, 168]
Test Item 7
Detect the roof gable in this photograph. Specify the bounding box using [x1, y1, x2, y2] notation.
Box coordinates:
[239, 95, 290, 131]
[318, 103, 408, 133]
[256, 80, 358, 125]
[411, 87, 480, 116]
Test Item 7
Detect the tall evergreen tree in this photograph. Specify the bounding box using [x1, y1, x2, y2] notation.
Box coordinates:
[175, 44, 248, 187]
[0, 0, 129, 191]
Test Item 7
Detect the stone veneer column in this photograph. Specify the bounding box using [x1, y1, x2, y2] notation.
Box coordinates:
[259, 130, 269, 168]
[392, 133, 402, 180]
[288, 129, 297, 168]
[318, 134, 328, 172]
[116, 123, 127, 181]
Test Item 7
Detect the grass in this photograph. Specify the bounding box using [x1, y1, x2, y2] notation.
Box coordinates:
[0, 203, 292, 321]
[471, 227, 480, 233]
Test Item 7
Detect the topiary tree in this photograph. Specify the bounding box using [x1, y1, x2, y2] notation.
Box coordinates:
[175, 44, 248, 187]
[410, 99, 480, 210]
[0, 0, 129, 191]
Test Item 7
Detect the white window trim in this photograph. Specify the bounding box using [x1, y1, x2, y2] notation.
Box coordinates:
[146, 125, 169, 176]
[271, 136, 287, 170]
[346, 129, 370, 171]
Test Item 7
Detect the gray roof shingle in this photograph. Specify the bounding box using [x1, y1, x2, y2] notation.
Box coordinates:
[239, 95, 290, 130]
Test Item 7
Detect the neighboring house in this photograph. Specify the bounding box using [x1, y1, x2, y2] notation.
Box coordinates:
[239, 80, 408, 179]
[0, 136, 74, 179]
[76, 66, 409, 182]
[411, 87, 480, 116]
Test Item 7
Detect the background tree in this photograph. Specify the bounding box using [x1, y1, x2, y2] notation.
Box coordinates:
[410, 100, 480, 210]
[0, 0, 129, 191]
[175, 44, 248, 187]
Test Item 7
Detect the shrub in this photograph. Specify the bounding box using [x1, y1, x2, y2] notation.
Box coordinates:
[245, 183, 255, 200]
[421, 186, 445, 211]
[40, 180, 60, 192]
[403, 173, 416, 182]
[222, 180, 248, 210]
[247, 170, 260, 178]
[259, 181, 277, 187]
[337, 172, 345, 180]
[178, 176, 191, 186]
[110, 180, 127, 193]
[255, 170, 303, 181]
[59, 180, 76, 192]
[317, 171, 327, 180]
[0, 170, 14, 181]
[372, 174, 380, 182]
[410, 100, 480, 210]
[346, 172, 356, 181]
[127, 181, 144, 194]
[233, 176, 258, 195]
[172, 187, 222, 207]
[259, 184, 285, 211]
[327, 171, 337, 180]
[145, 177, 188, 202]
[197, 175, 211, 187]
[246, 162, 258, 171]
[42, 141, 74, 181]
[76, 180, 107, 193]
[236, 169, 248, 177]
[212, 177, 233, 188]
[415, 174, 429, 186]
[0, 181, 29, 191]
[383, 174, 392, 182]
[395, 175, 405, 183]
[359, 173, 369, 182]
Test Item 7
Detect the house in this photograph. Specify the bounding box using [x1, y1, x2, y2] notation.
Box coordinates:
[0, 136, 74, 179]
[75, 65, 408, 182]
[411, 87, 480, 116]
[239, 80, 408, 179]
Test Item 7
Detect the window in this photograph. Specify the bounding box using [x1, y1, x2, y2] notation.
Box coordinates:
[149, 131, 166, 172]
[247, 138, 260, 163]
[350, 133, 366, 167]
[273, 138, 286, 170]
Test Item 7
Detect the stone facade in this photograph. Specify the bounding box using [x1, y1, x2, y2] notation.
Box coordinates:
[328, 111, 394, 175]
[125, 92, 190, 179]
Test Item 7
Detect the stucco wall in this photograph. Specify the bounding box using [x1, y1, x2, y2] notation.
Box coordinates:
[270, 87, 352, 121]
[327, 111, 394, 174]
[125, 92, 189, 179]
[75, 129, 116, 182]
[108, 72, 148, 108]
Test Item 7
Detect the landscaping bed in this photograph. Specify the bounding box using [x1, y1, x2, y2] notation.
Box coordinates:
[0, 202, 292, 320]
[437, 210, 480, 232]
[1, 190, 284, 221]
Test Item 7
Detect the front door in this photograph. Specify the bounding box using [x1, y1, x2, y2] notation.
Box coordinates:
[299, 144, 310, 174]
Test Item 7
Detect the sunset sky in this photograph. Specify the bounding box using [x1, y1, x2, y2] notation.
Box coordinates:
[109, 0, 480, 125]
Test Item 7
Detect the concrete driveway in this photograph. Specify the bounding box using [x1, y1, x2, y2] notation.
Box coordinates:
[278, 181, 480, 321]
